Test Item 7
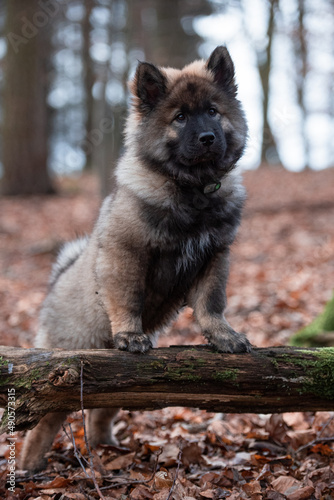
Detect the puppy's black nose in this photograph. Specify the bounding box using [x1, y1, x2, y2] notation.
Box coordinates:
[199, 131, 215, 146]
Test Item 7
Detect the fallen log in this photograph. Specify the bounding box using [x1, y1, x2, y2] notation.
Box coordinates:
[1, 345, 334, 433]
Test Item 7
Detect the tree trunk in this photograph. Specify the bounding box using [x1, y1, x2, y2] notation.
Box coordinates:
[259, 0, 281, 166]
[127, 0, 212, 68]
[1, 345, 334, 433]
[295, 0, 310, 169]
[82, 0, 95, 171]
[1, 0, 54, 195]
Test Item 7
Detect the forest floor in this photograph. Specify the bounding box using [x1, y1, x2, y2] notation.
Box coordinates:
[0, 167, 334, 499]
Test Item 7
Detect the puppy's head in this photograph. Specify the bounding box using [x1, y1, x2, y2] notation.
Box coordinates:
[128, 46, 247, 185]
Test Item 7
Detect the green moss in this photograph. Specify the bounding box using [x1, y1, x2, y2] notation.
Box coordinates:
[0, 410, 8, 429]
[278, 348, 334, 400]
[14, 367, 43, 389]
[299, 347, 334, 356]
[149, 361, 165, 370]
[290, 292, 334, 346]
[137, 359, 202, 381]
[213, 369, 239, 383]
[136, 360, 165, 372]
[184, 374, 202, 382]
[0, 357, 9, 367]
[166, 362, 202, 382]
[192, 358, 206, 367]
[166, 369, 202, 382]
[291, 329, 321, 347]
[61, 357, 79, 367]
[270, 358, 279, 369]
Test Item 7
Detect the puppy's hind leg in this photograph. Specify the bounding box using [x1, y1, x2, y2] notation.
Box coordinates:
[88, 408, 119, 447]
[20, 412, 68, 473]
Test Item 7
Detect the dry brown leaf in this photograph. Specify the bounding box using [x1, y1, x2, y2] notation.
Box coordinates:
[286, 429, 315, 449]
[312, 412, 334, 435]
[129, 469, 147, 481]
[310, 443, 333, 456]
[265, 415, 289, 443]
[251, 453, 270, 465]
[181, 442, 203, 467]
[202, 455, 226, 468]
[105, 451, 136, 470]
[39, 489, 65, 495]
[158, 443, 180, 466]
[130, 485, 154, 499]
[282, 412, 310, 430]
[227, 491, 245, 500]
[199, 471, 220, 487]
[56, 494, 86, 500]
[35, 476, 72, 489]
[242, 480, 262, 496]
[308, 465, 334, 482]
[144, 442, 165, 453]
[154, 470, 173, 489]
[199, 489, 216, 498]
[152, 488, 171, 500]
[271, 476, 300, 495]
[265, 490, 286, 500]
[207, 419, 232, 438]
[256, 463, 271, 481]
[18, 481, 38, 494]
[286, 485, 315, 500]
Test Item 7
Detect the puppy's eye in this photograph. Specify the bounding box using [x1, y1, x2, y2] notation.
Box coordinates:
[175, 113, 186, 123]
[208, 108, 217, 117]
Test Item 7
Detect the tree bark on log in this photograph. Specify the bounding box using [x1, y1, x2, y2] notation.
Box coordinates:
[1, 345, 334, 433]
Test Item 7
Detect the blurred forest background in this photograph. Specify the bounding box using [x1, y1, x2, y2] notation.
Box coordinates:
[0, 0, 333, 197]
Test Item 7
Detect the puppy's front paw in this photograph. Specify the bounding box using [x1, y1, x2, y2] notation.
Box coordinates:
[204, 325, 252, 353]
[114, 332, 153, 353]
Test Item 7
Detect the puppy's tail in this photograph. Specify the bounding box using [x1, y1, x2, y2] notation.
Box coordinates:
[49, 236, 89, 287]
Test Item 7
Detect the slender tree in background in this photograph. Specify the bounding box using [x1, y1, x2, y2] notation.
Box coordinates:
[90, 1, 114, 197]
[294, 0, 309, 169]
[1, 0, 54, 195]
[258, 0, 281, 166]
[82, 0, 95, 170]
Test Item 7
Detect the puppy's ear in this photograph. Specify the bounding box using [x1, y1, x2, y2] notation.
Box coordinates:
[133, 62, 167, 112]
[207, 46, 237, 95]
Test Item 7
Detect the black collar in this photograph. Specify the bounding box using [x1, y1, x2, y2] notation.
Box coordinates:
[176, 179, 222, 196]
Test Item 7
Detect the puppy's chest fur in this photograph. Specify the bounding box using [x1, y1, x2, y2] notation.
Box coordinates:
[140, 187, 240, 253]
[139, 191, 238, 295]
[140, 242, 209, 332]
